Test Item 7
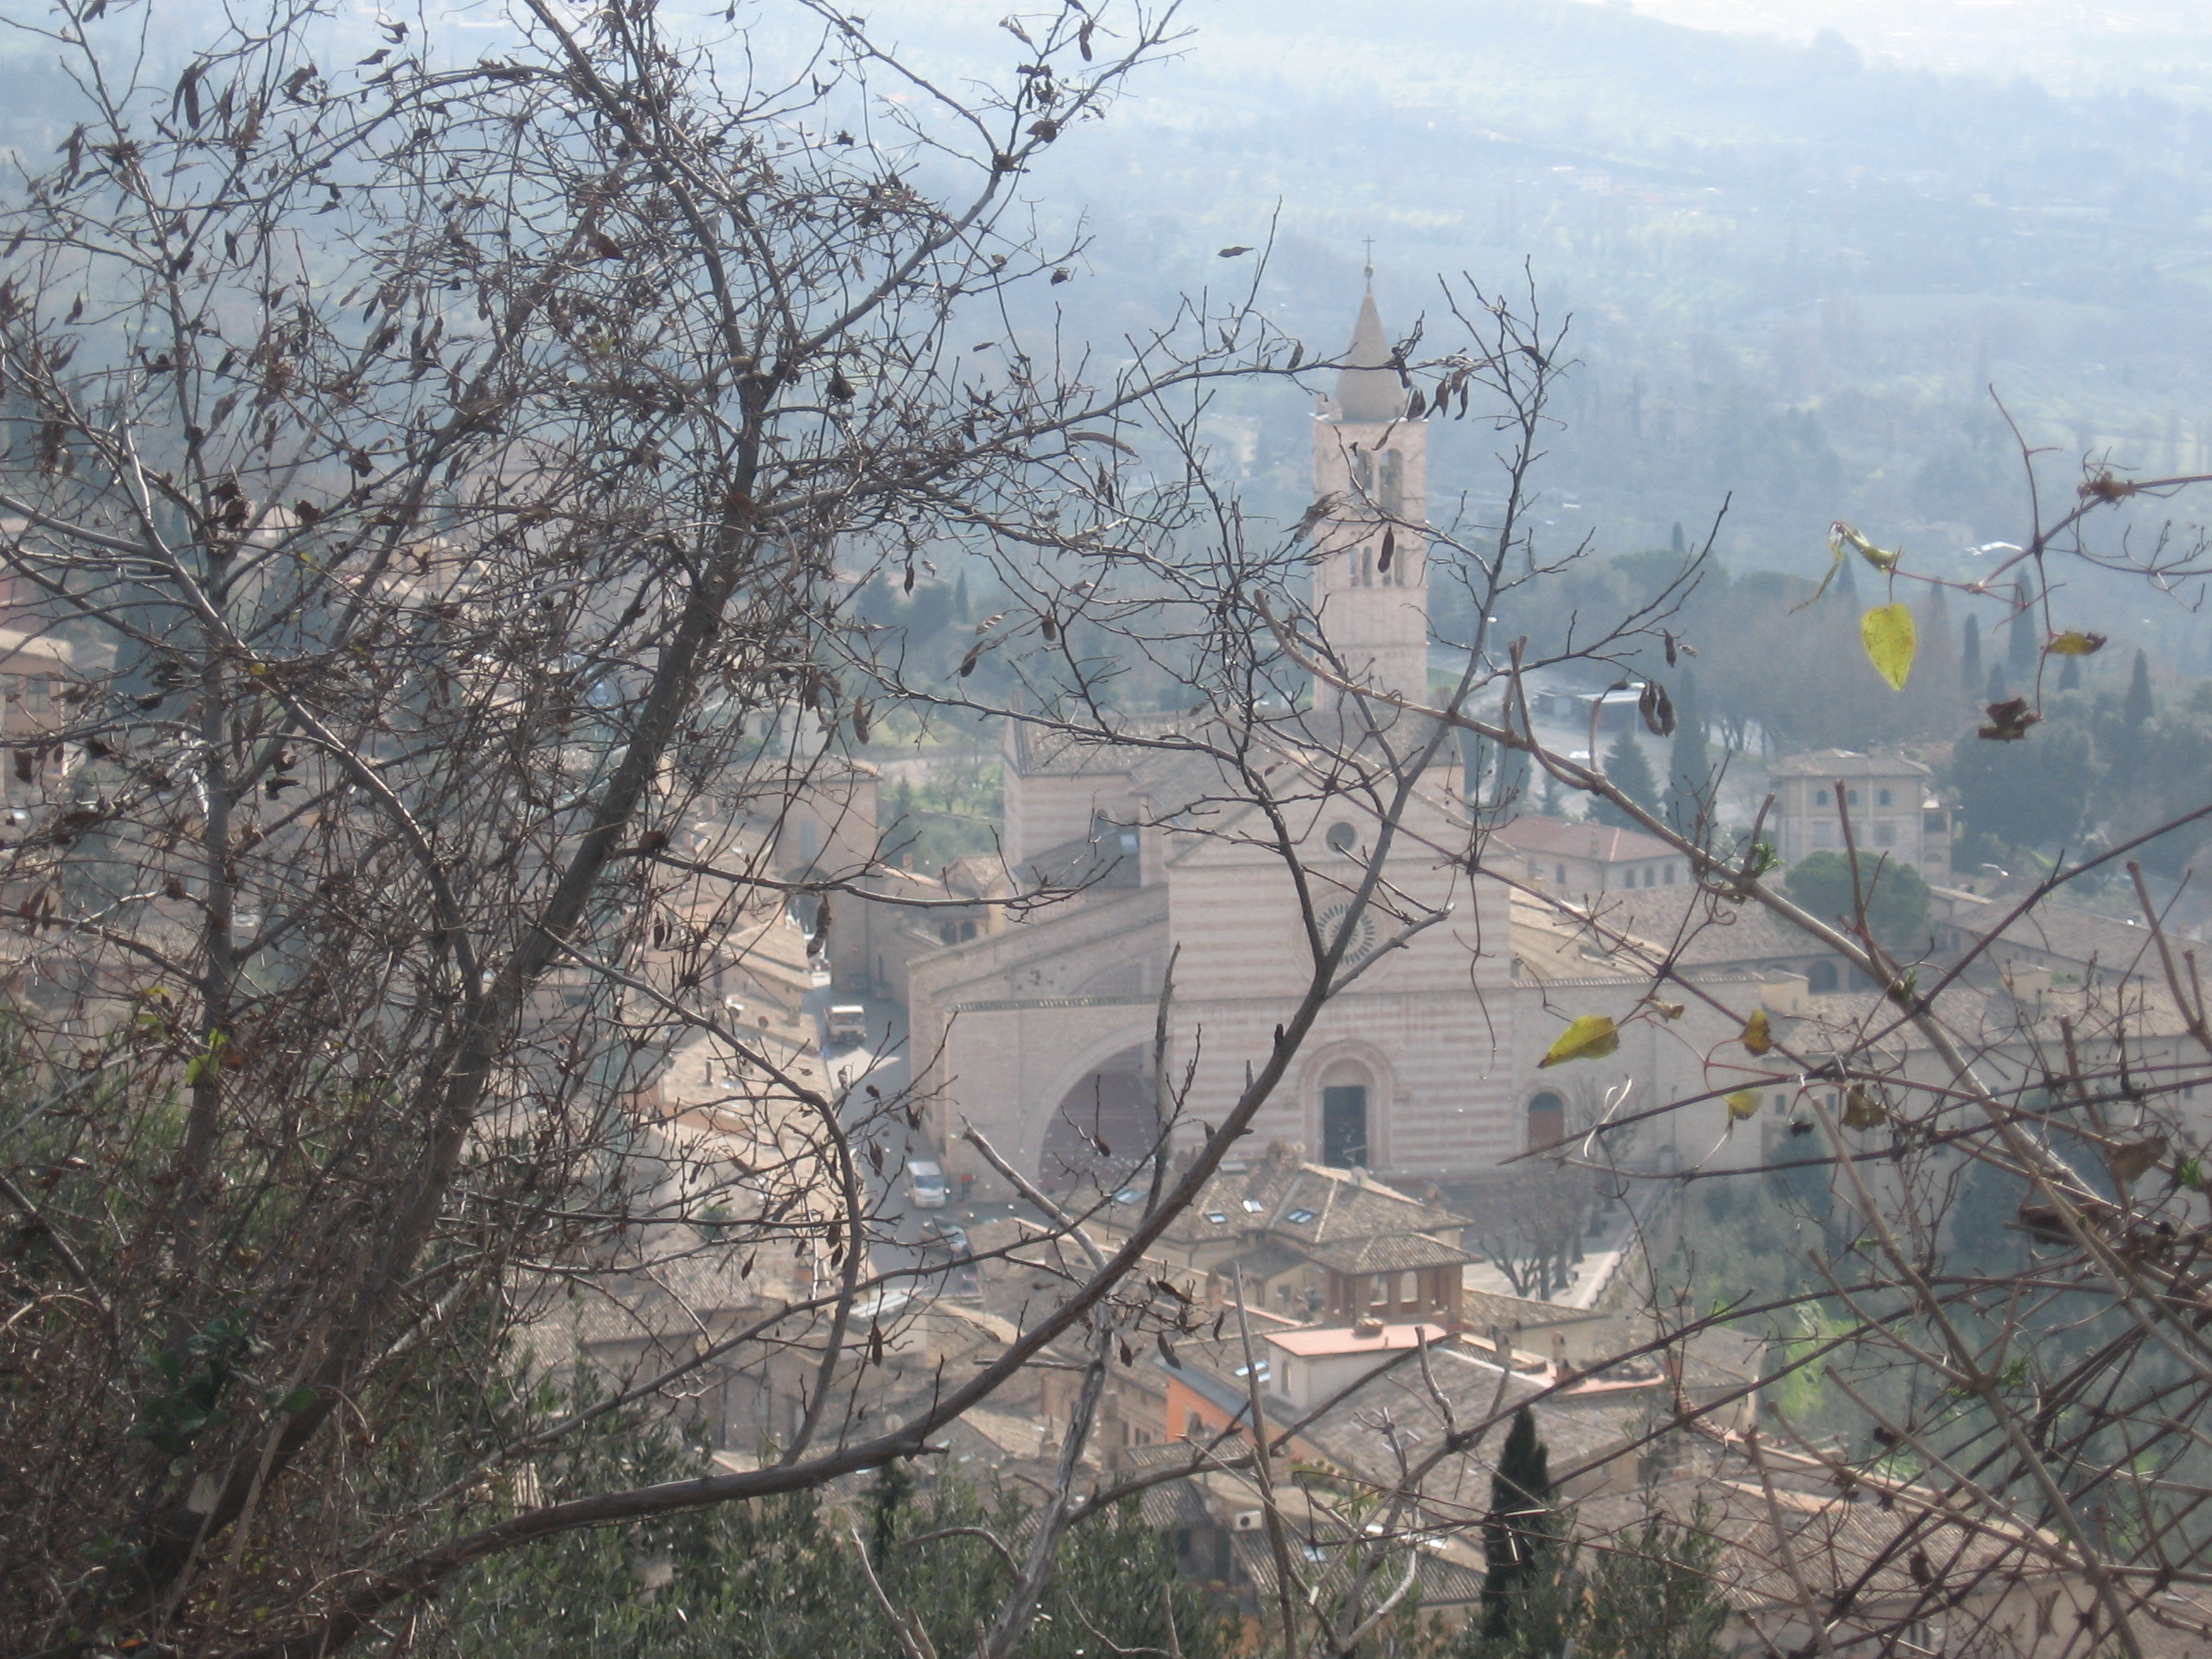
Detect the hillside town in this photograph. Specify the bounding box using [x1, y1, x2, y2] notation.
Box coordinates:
[10, 5, 2212, 1656]
[513, 293, 2210, 1651]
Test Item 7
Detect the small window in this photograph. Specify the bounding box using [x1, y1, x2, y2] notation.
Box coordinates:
[1241, 1196, 1265, 1213]
[939, 923, 958, 945]
[1555, 863, 1567, 883]
[1326, 822, 1359, 855]
[1807, 958, 1840, 993]
[1664, 864, 1678, 885]
[1400, 1271, 1417, 1306]
[1877, 789, 1894, 806]
[1367, 1277, 1389, 1309]
[1185, 1410, 1204, 1440]
[1642, 866, 1656, 888]
[1205, 1211, 1229, 1225]
[1814, 788, 1830, 806]
[1234, 1359, 1272, 1383]
[959, 919, 978, 941]
[1285, 1207, 1316, 1225]
[1846, 789, 1860, 806]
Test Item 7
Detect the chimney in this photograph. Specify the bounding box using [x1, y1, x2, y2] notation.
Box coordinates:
[1353, 1317, 1384, 1338]
[2003, 963, 2052, 1013]
[1759, 972, 1810, 1019]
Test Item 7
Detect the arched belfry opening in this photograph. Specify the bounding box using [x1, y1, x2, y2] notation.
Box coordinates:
[1039, 1045, 1155, 1191]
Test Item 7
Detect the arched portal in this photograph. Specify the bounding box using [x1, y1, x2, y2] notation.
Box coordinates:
[1319, 1059, 1371, 1169]
[1039, 1045, 1155, 1191]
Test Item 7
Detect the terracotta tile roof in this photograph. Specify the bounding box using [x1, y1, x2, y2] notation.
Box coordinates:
[1682, 1477, 2042, 1615]
[1262, 1323, 1448, 1359]
[1458, 1288, 1607, 1333]
[1297, 1231, 1475, 1274]
[1148, 1157, 1469, 1251]
[1935, 888, 2181, 982]
[1493, 815, 1677, 865]
[1769, 748, 1933, 780]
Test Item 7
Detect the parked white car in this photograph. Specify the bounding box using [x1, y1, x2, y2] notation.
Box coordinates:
[905, 1158, 948, 1209]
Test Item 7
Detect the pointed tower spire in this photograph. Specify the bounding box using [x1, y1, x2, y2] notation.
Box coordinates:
[1311, 280, 1431, 719]
[1336, 287, 1404, 423]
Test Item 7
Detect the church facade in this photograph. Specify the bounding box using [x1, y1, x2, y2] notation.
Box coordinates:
[905, 291, 1703, 1199]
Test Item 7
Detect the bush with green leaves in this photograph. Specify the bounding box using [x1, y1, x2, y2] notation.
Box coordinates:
[401, 1388, 1233, 1659]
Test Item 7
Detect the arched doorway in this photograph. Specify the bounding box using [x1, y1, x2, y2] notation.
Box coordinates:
[1039, 1045, 1155, 1191]
[1319, 1059, 1371, 1169]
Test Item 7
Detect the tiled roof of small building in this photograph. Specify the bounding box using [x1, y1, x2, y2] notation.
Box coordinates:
[1149, 1155, 1469, 1251]
[1769, 748, 1933, 779]
[1492, 815, 1678, 866]
[1935, 887, 2180, 981]
[1458, 1287, 1607, 1333]
[1296, 1231, 1475, 1275]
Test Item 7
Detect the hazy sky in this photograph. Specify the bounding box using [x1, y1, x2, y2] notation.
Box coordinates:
[1618, 0, 2212, 96]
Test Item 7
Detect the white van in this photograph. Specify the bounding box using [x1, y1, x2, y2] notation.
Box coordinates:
[905, 1159, 948, 1209]
[826, 1004, 868, 1047]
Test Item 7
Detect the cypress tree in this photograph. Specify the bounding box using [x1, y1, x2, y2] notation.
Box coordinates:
[952, 569, 971, 623]
[1961, 614, 1982, 691]
[1482, 1406, 1555, 1637]
[1670, 521, 1686, 556]
[1592, 726, 1660, 829]
[2008, 582, 2038, 674]
[2058, 652, 2081, 691]
[2113, 649, 2156, 778]
[2125, 649, 2155, 729]
[1665, 668, 1710, 832]
[1986, 661, 2007, 706]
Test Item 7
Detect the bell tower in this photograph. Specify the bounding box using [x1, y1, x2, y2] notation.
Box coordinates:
[1311, 277, 1429, 713]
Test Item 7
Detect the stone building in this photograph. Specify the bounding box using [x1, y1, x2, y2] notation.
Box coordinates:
[905, 286, 1554, 1198]
[1492, 814, 1690, 896]
[1768, 748, 1951, 878]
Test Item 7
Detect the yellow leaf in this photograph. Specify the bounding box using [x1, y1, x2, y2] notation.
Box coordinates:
[1726, 1090, 1761, 1121]
[1539, 1013, 1619, 1068]
[1860, 603, 1916, 692]
[1842, 1087, 1887, 1129]
[2045, 631, 2107, 657]
[1740, 1007, 1773, 1056]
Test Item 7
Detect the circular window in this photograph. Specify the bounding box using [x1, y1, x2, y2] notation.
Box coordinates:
[1325, 822, 1359, 856]
[1314, 900, 1382, 969]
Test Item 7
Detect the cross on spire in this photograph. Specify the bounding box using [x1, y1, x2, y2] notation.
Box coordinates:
[1361, 236, 1375, 286]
